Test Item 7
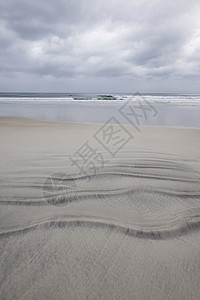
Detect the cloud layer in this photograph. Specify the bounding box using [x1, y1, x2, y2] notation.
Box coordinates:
[0, 0, 200, 92]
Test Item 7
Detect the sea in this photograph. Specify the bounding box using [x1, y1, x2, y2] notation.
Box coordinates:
[0, 92, 200, 127]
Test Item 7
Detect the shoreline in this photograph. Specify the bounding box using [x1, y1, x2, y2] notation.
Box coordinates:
[1, 116, 200, 130]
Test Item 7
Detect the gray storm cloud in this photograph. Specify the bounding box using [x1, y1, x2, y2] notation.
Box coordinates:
[0, 0, 200, 92]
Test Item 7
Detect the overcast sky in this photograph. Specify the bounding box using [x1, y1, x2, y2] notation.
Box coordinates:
[0, 0, 200, 93]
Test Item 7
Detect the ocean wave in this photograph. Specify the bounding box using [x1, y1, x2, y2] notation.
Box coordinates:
[0, 93, 200, 105]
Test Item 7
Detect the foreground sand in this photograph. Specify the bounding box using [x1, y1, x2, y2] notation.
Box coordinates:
[0, 117, 200, 300]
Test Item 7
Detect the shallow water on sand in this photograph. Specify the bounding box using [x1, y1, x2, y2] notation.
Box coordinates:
[0, 101, 200, 128]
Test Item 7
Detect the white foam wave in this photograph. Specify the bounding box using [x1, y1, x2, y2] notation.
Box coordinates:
[0, 94, 199, 105]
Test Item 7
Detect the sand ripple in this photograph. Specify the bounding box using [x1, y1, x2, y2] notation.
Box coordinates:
[1, 158, 200, 239]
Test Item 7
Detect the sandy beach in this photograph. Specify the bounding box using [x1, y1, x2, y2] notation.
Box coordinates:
[0, 117, 200, 300]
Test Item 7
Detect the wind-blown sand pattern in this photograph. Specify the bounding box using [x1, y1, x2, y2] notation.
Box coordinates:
[0, 117, 200, 299]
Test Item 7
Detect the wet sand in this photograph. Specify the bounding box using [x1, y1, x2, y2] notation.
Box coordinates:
[0, 117, 200, 299]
